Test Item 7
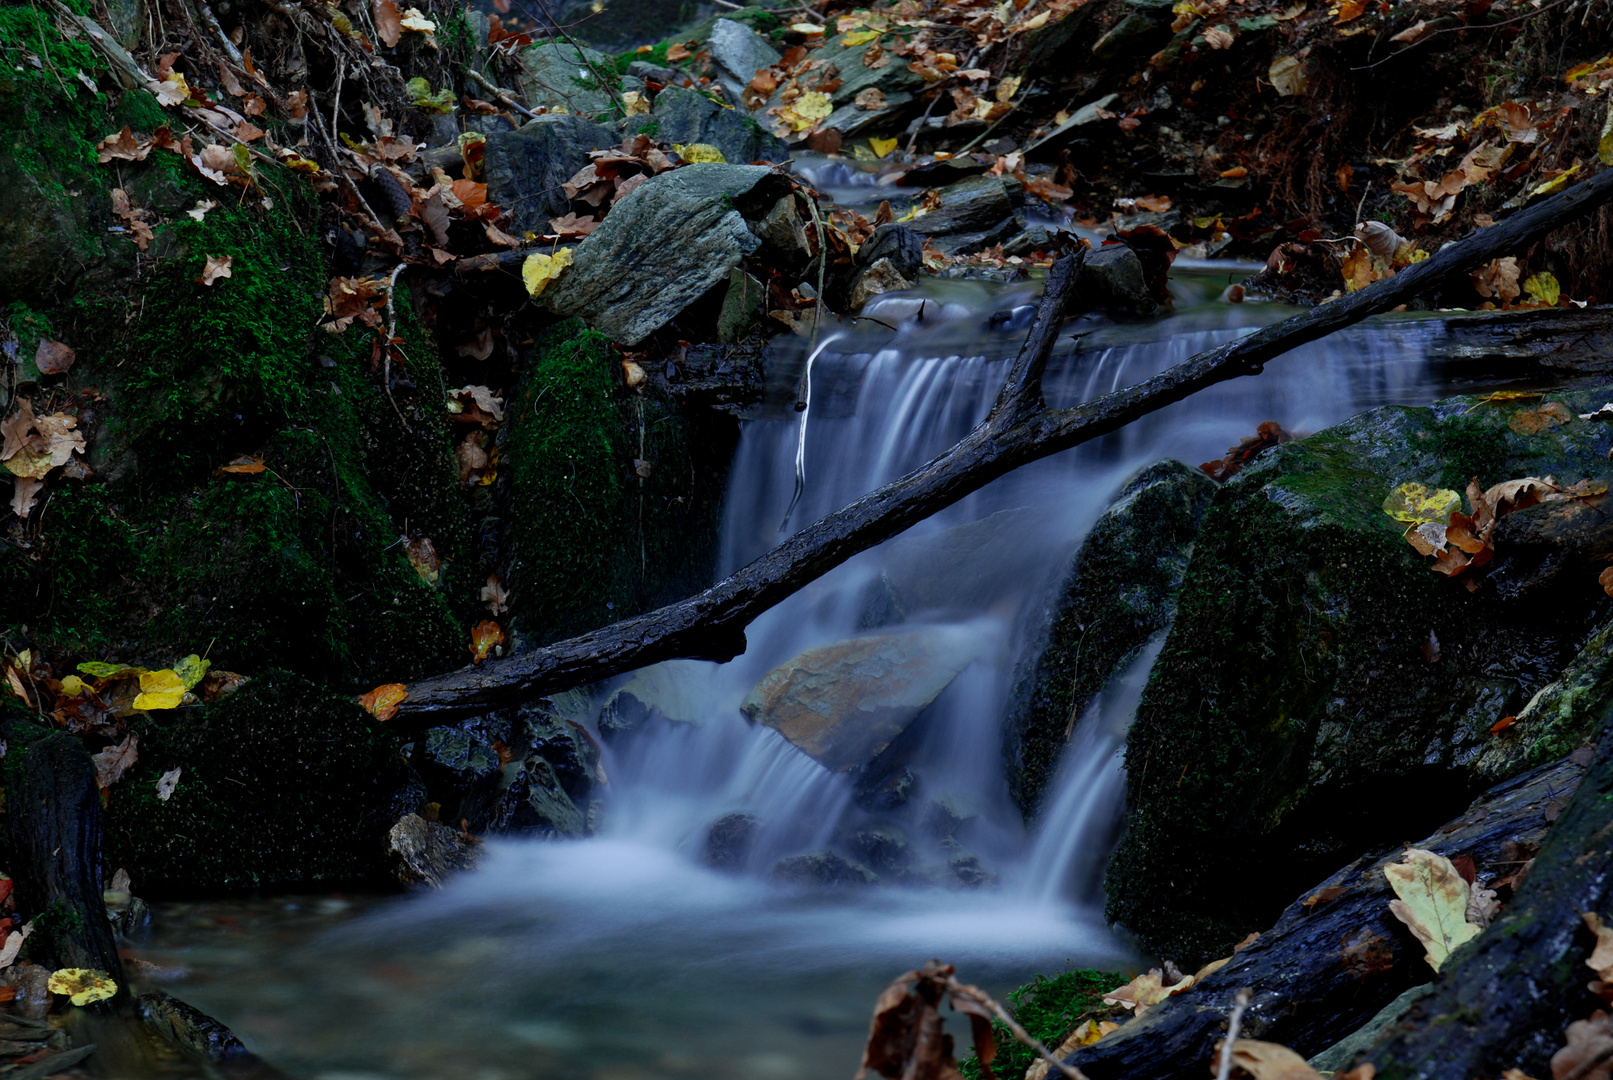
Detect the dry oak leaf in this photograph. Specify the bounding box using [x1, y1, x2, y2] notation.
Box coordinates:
[1385, 847, 1483, 972]
[156, 766, 181, 801]
[1583, 912, 1613, 999]
[470, 620, 505, 664]
[1102, 969, 1193, 1017]
[1553, 1009, 1613, 1080]
[200, 255, 233, 286]
[97, 126, 151, 162]
[92, 733, 139, 790]
[1509, 402, 1573, 435]
[358, 683, 408, 721]
[10, 477, 43, 519]
[1203, 25, 1235, 49]
[373, 0, 404, 47]
[481, 574, 510, 615]
[1212, 1038, 1378, 1080]
[1473, 256, 1523, 302]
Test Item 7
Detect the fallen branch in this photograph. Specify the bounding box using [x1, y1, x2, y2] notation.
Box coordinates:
[393, 164, 1613, 723]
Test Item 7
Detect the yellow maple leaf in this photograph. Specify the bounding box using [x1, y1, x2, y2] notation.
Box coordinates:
[133, 669, 186, 710]
[522, 248, 574, 298]
[869, 137, 898, 158]
[47, 968, 118, 1006]
[1382, 482, 1461, 527]
[59, 675, 86, 697]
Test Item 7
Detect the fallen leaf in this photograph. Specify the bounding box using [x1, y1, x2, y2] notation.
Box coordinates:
[0, 922, 33, 969]
[470, 620, 505, 664]
[77, 661, 148, 679]
[150, 70, 191, 106]
[522, 248, 574, 297]
[1552, 1009, 1613, 1080]
[855, 87, 888, 111]
[1269, 54, 1308, 96]
[1508, 402, 1574, 435]
[217, 454, 267, 475]
[97, 126, 151, 162]
[46, 968, 117, 1006]
[133, 669, 187, 710]
[357, 682, 408, 721]
[33, 340, 75, 375]
[1487, 475, 1560, 509]
[481, 574, 510, 615]
[10, 477, 42, 519]
[1383, 482, 1462, 526]
[175, 654, 210, 689]
[1304, 885, 1349, 911]
[372, 0, 403, 47]
[1203, 25, 1235, 48]
[1491, 715, 1518, 734]
[405, 536, 443, 586]
[1472, 256, 1522, 302]
[677, 143, 726, 163]
[92, 733, 139, 790]
[1468, 390, 1543, 411]
[1524, 272, 1562, 306]
[1390, 19, 1429, 43]
[666, 43, 691, 61]
[1385, 847, 1483, 972]
[1213, 1038, 1322, 1079]
[201, 255, 233, 286]
[1102, 969, 1193, 1017]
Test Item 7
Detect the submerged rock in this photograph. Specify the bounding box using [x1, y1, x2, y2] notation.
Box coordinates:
[740, 627, 986, 772]
[599, 660, 711, 741]
[1005, 460, 1217, 816]
[771, 850, 877, 887]
[1107, 388, 1613, 961]
[544, 164, 792, 345]
[702, 812, 759, 871]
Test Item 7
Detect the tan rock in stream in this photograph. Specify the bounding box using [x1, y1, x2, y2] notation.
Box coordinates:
[740, 628, 985, 772]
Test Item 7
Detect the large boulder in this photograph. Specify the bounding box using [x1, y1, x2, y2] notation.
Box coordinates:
[740, 626, 986, 772]
[543, 164, 792, 345]
[1106, 388, 1613, 962]
[652, 85, 788, 165]
[598, 660, 710, 741]
[1005, 460, 1217, 817]
[516, 41, 616, 118]
[481, 115, 616, 236]
[105, 671, 422, 894]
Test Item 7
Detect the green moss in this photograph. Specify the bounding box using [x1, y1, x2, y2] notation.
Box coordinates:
[958, 969, 1124, 1080]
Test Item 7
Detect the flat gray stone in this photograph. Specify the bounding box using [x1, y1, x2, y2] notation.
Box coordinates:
[481, 114, 615, 236]
[653, 84, 787, 164]
[709, 18, 781, 105]
[1027, 93, 1121, 158]
[517, 41, 616, 118]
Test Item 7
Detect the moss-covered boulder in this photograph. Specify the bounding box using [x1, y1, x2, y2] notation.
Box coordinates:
[105, 671, 422, 894]
[1107, 388, 1613, 962]
[1005, 459, 1217, 817]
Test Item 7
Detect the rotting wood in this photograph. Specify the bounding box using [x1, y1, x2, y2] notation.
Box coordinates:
[395, 165, 1613, 724]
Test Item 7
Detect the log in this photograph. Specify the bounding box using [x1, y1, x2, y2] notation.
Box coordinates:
[7, 732, 124, 981]
[1358, 721, 1613, 1075]
[1058, 753, 1586, 1079]
[395, 165, 1613, 723]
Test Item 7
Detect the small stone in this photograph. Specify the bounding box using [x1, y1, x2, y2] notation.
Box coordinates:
[703, 812, 759, 871]
[849, 257, 914, 310]
[770, 851, 876, 887]
[387, 813, 481, 888]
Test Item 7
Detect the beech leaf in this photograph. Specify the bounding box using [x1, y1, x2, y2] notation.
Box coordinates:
[1384, 847, 1483, 972]
[156, 766, 181, 801]
[522, 248, 573, 297]
[133, 669, 187, 710]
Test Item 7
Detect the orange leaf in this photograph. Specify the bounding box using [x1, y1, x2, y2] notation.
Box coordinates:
[450, 179, 487, 211]
[357, 683, 408, 721]
[217, 454, 268, 475]
[1489, 715, 1517, 734]
[470, 620, 505, 664]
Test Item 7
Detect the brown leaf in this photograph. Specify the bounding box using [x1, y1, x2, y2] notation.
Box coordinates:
[1473, 256, 1523, 302]
[483, 222, 521, 248]
[1552, 1010, 1613, 1080]
[1, 400, 36, 462]
[357, 683, 408, 721]
[456, 433, 489, 483]
[404, 535, 443, 586]
[1340, 928, 1394, 978]
[34, 340, 75, 375]
[373, 0, 404, 47]
[481, 574, 510, 615]
[1212, 1039, 1320, 1080]
[217, 61, 245, 97]
[10, 477, 42, 519]
[216, 454, 267, 475]
[1303, 885, 1349, 912]
[97, 126, 151, 163]
[855, 87, 888, 111]
[200, 255, 233, 286]
[92, 733, 138, 790]
[1508, 402, 1574, 435]
[549, 212, 600, 237]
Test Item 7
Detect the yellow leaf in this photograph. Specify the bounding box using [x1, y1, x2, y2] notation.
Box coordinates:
[1464, 389, 1541, 412]
[782, 91, 834, 131]
[791, 21, 825, 34]
[398, 6, 435, 31]
[174, 654, 211, 690]
[522, 248, 573, 298]
[1384, 848, 1483, 972]
[1532, 163, 1581, 197]
[47, 968, 118, 1006]
[621, 90, 651, 116]
[77, 661, 147, 679]
[1382, 482, 1461, 527]
[133, 669, 186, 710]
[1523, 271, 1561, 306]
[358, 683, 408, 721]
[1600, 105, 1613, 166]
[869, 136, 898, 158]
[1101, 969, 1193, 1016]
[676, 143, 726, 163]
[842, 29, 880, 45]
[59, 675, 86, 697]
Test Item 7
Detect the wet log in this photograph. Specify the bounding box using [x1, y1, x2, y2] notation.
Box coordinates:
[395, 165, 1613, 723]
[6, 732, 124, 980]
[1061, 752, 1587, 1080]
[1357, 716, 1613, 1076]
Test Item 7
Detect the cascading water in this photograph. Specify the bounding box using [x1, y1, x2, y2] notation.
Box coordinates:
[130, 272, 1534, 1080]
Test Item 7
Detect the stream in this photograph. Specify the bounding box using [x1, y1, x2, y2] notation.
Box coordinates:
[128, 266, 1539, 1080]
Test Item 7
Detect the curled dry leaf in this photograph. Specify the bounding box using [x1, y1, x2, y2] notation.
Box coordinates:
[1102, 969, 1193, 1016]
[92, 733, 139, 790]
[1355, 221, 1406, 260]
[358, 683, 408, 721]
[1384, 847, 1483, 972]
[470, 620, 505, 664]
[1473, 256, 1523, 303]
[372, 0, 403, 47]
[32, 339, 74, 375]
[200, 255, 233, 286]
[404, 535, 443, 586]
[1202, 25, 1235, 49]
[0, 921, 32, 969]
[481, 574, 510, 615]
[1553, 1010, 1613, 1080]
[10, 477, 43, 519]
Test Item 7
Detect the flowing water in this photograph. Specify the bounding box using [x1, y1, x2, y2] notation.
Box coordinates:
[130, 269, 1538, 1079]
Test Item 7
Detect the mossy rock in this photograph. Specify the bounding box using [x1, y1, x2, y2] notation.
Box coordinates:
[105, 671, 422, 894]
[1107, 389, 1613, 963]
[1005, 459, 1217, 817]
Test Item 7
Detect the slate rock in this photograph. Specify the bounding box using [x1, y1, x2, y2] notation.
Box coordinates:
[386, 813, 482, 888]
[751, 193, 813, 272]
[770, 851, 876, 886]
[544, 164, 791, 345]
[482, 114, 616, 236]
[1078, 243, 1157, 314]
[849, 257, 914, 310]
[516, 41, 616, 117]
[856, 223, 924, 281]
[483, 755, 588, 838]
[653, 85, 787, 164]
[708, 18, 781, 105]
[702, 812, 759, 870]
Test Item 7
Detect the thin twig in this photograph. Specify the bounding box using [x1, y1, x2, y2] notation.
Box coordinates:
[382, 261, 413, 433]
[1215, 989, 1253, 1080]
[1352, 0, 1576, 70]
[195, 0, 243, 63]
[466, 68, 539, 120]
[946, 977, 1087, 1080]
[330, 54, 346, 145]
[530, 0, 626, 115]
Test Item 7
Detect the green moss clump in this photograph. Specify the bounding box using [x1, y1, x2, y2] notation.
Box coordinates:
[104, 670, 422, 894]
[958, 969, 1124, 1080]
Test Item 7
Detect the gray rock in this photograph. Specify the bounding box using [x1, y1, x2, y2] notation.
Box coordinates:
[945, 842, 996, 888]
[544, 164, 790, 345]
[849, 257, 913, 310]
[628, 61, 680, 85]
[1307, 985, 1434, 1072]
[516, 41, 616, 117]
[751, 193, 813, 272]
[771, 851, 876, 887]
[484, 755, 588, 838]
[842, 827, 916, 875]
[1078, 243, 1157, 314]
[599, 660, 711, 741]
[652, 85, 787, 164]
[854, 765, 916, 811]
[1091, 0, 1175, 63]
[708, 18, 781, 105]
[524, 703, 599, 801]
[919, 175, 1015, 237]
[920, 794, 980, 839]
[856, 223, 924, 281]
[928, 217, 1022, 257]
[794, 31, 923, 114]
[386, 813, 482, 888]
[702, 812, 759, 870]
[1005, 459, 1216, 815]
[1003, 226, 1054, 257]
[740, 627, 986, 772]
[718, 268, 765, 342]
[137, 991, 254, 1063]
[481, 114, 616, 236]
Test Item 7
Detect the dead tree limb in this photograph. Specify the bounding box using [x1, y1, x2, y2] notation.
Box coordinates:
[394, 165, 1613, 724]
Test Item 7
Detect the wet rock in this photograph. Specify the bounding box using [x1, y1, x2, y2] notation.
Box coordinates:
[481, 114, 616, 237]
[1486, 492, 1613, 602]
[771, 851, 877, 887]
[849, 257, 914, 310]
[879, 507, 1047, 616]
[1477, 613, 1613, 781]
[652, 85, 787, 165]
[1005, 460, 1217, 816]
[770, 31, 924, 136]
[483, 755, 588, 838]
[718, 268, 766, 342]
[944, 842, 996, 889]
[854, 764, 916, 811]
[413, 717, 507, 825]
[0, 963, 49, 1021]
[599, 660, 710, 741]
[1004, 226, 1054, 257]
[106, 671, 423, 894]
[1026, 94, 1119, 158]
[920, 794, 980, 839]
[525, 704, 599, 801]
[751, 194, 813, 273]
[137, 991, 253, 1062]
[740, 627, 986, 772]
[387, 813, 482, 888]
[544, 164, 792, 345]
[842, 826, 916, 876]
[1107, 387, 1613, 962]
[516, 41, 616, 117]
[856, 223, 925, 282]
[855, 572, 906, 632]
[702, 812, 759, 871]
[628, 61, 680, 85]
[917, 175, 1018, 256]
[708, 18, 781, 105]
[1091, 0, 1176, 63]
[1077, 244, 1158, 315]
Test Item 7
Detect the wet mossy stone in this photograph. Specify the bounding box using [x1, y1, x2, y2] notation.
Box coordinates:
[652, 85, 787, 165]
[105, 671, 423, 894]
[481, 114, 615, 237]
[1106, 389, 1613, 964]
[1005, 459, 1216, 817]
